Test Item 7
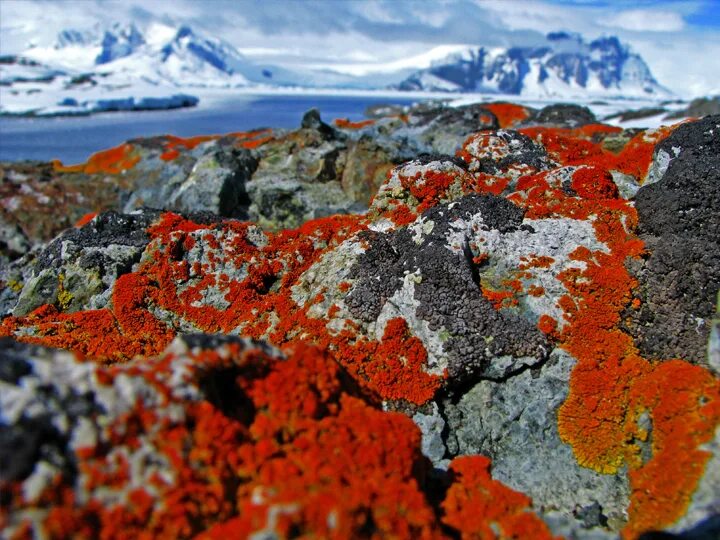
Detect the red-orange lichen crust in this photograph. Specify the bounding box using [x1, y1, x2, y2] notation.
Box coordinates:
[518, 123, 675, 181]
[73, 212, 98, 228]
[159, 130, 275, 161]
[484, 123, 720, 538]
[375, 163, 476, 226]
[51, 131, 274, 171]
[442, 456, 559, 540]
[0, 211, 442, 405]
[0, 342, 435, 538]
[53, 143, 141, 174]
[333, 117, 376, 129]
[0, 338, 552, 538]
[481, 102, 532, 128]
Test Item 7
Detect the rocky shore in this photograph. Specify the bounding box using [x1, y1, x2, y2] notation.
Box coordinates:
[1, 101, 718, 539]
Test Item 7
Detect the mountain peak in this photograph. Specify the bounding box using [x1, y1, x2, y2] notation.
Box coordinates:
[397, 33, 672, 98]
[96, 23, 145, 64]
[174, 25, 195, 40]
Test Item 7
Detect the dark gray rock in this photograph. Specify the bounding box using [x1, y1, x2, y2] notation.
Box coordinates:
[629, 116, 720, 365]
[530, 103, 597, 127]
[300, 107, 337, 139]
[411, 104, 500, 155]
[3, 210, 159, 316]
[346, 194, 549, 383]
[124, 143, 257, 219]
[665, 96, 720, 120]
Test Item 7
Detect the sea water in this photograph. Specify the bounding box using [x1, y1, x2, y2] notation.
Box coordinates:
[0, 94, 418, 164]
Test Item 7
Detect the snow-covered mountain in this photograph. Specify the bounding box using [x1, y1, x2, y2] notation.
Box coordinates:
[396, 32, 671, 98]
[1, 23, 675, 116]
[21, 23, 259, 87]
[1, 22, 307, 115]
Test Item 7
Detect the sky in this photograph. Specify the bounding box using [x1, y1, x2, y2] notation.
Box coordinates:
[0, 0, 718, 96]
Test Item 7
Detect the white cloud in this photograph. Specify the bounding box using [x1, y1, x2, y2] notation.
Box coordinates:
[603, 9, 685, 32]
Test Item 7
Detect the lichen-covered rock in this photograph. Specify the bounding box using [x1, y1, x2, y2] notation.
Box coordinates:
[628, 115, 720, 366]
[345, 193, 549, 382]
[0, 107, 718, 540]
[0, 335, 566, 539]
[409, 103, 500, 154]
[2, 211, 159, 317]
[444, 349, 630, 535]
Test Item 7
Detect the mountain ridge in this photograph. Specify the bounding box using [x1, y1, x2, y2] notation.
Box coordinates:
[0, 23, 676, 116]
[397, 32, 671, 98]
[26, 22, 672, 97]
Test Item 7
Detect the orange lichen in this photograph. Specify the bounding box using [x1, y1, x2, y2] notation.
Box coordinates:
[10, 339, 557, 538]
[395, 167, 471, 214]
[53, 144, 141, 175]
[2, 209, 443, 404]
[482, 287, 518, 310]
[519, 255, 555, 270]
[0, 306, 154, 361]
[571, 166, 619, 199]
[232, 129, 275, 150]
[482, 102, 531, 128]
[74, 212, 97, 228]
[519, 124, 674, 182]
[359, 318, 442, 404]
[442, 455, 558, 539]
[160, 148, 180, 161]
[466, 172, 511, 196]
[502, 154, 720, 537]
[333, 118, 376, 129]
[387, 203, 418, 226]
[338, 281, 352, 293]
[537, 314, 558, 336]
[527, 285, 545, 297]
[16, 342, 446, 538]
[157, 130, 274, 161]
[238, 135, 274, 149]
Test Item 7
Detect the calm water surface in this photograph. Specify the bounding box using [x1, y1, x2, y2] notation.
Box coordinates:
[0, 94, 419, 164]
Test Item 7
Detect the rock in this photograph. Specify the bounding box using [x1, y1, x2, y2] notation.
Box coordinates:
[710, 293, 720, 374]
[444, 349, 630, 535]
[300, 107, 336, 139]
[0, 215, 32, 263]
[2, 210, 158, 316]
[364, 103, 406, 118]
[530, 103, 597, 127]
[340, 136, 401, 205]
[412, 402, 449, 469]
[346, 192, 549, 382]
[0, 160, 116, 259]
[628, 115, 720, 365]
[604, 107, 667, 124]
[127, 144, 257, 219]
[0, 108, 718, 540]
[665, 96, 720, 120]
[0, 335, 550, 539]
[409, 103, 499, 155]
[460, 129, 554, 181]
[247, 111, 357, 229]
